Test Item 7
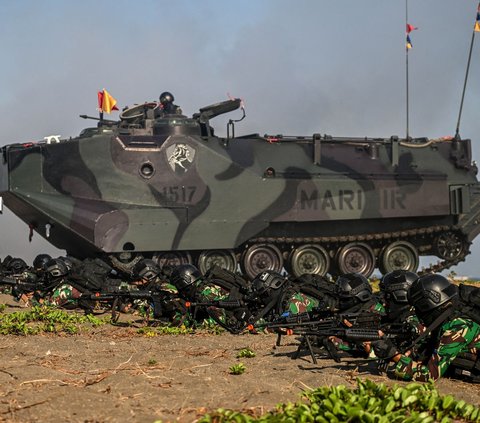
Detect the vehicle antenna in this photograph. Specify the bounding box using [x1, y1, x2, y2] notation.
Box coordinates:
[405, 1, 417, 140]
[405, 0, 410, 140]
[455, 2, 480, 140]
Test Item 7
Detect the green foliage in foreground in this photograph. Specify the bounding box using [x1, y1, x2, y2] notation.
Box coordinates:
[199, 378, 480, 423]
[0, 306, 106, 335]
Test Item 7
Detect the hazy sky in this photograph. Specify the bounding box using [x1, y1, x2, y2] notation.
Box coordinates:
[1, 0, 480, 275]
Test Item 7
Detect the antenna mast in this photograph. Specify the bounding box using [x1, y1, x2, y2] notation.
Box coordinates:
[455, 2, 480, 140]
[405, 0, 410, 140]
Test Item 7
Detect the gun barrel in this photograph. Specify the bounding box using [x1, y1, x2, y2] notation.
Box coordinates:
[0, 277, 42, 293]
[88, 290, 155, 301]
[0, 277, 17, 286]
[79, 114, 117, 124]
[188, 299, 243, 309]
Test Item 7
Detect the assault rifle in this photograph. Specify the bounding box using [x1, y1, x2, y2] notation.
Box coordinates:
[266, 311, 414, 364]
[0, 275, 45, 298]
[186, 298, 252, 334]
[82, 286, 178, 322]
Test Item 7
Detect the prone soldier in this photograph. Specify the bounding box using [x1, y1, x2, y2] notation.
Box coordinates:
[372, 274, 480, 382]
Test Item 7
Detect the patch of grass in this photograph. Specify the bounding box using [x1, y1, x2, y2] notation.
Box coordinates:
[199, 378, 480, 422]
[137, 324, 195, 337]
[137, 327, 158, 337]
[229, 363, 246, 375]
[237, 348, 256, 359]
[0, 306, 106, 335]
[197, 319, 225, 334]
[147, 358, 158, 366]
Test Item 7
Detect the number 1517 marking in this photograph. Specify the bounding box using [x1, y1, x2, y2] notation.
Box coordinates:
[161, 186, 197, 203]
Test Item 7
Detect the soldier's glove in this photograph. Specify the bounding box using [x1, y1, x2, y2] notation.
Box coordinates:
[371, 339, 398, 360]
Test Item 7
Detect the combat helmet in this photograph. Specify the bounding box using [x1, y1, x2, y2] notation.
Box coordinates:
[335, 273, 372, 310]
[335, 273, 372, 301]
[33, 254, 52, 271]
[381, 270, 418, 304]
[57, 256, 78, 272]
[159, 91, 174, 105]
[170, 264, 202, 296]
[6, 258, 28, 274]
[408, 273, 458, 325]
[133, 259, 161, 282]
[251, 271, 287, 301]
[45, 258, 69, 279]
[381, 270, 418, 320]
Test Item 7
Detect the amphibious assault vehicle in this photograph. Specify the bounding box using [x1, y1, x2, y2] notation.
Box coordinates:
[1, 97, 479, 279]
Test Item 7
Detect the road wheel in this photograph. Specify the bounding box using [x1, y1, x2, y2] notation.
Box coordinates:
[197, 249, 237, 274]
[240, 244, 283, 280]
[288, 244, 330, 277]
[152, 251, 192, 268]
[336, 242, 375, 278]
[378, 241, 419, 274]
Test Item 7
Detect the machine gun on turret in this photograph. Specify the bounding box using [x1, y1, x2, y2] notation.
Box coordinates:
[79, 115, 118, 127]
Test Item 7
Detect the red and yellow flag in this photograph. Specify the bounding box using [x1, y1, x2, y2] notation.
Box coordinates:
[97, 89, 119, 113]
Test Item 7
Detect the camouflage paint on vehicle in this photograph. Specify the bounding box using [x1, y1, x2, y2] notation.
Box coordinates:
[1, 98, 479, 278]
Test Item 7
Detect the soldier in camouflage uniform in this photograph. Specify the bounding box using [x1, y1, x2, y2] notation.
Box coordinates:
[380, 270, 424, 341]
[380, 270, 418, 322]
[3, 257, 38, 304]
[40, 258, 82, 308]
[130, 259, 190, 325]
[170, 264, 231, 327]
[373, 274, 480, 382]
[10, 257, 81, 309]
[327, 273, 385, 357]
[274, 273, 338, 316]
[44, 283, 82, 308]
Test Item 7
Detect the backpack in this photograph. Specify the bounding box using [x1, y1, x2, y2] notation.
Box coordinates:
[283, 274, 338, 313]
[68, 258, 116, 292]
[202, 265, 250, 297]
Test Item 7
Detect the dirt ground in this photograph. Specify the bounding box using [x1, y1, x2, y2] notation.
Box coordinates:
[1, 295, 480, 423]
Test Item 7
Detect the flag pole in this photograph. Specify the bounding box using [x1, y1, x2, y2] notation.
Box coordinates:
[405, 0, 410, 140]
[455, 2, 479, 140]
[98, 89, 105, 122]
